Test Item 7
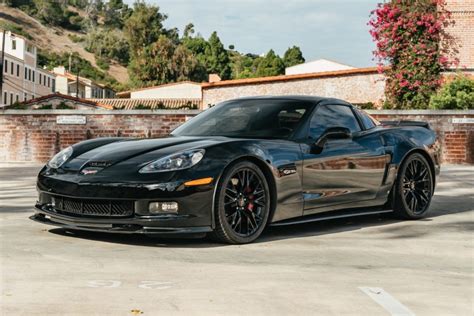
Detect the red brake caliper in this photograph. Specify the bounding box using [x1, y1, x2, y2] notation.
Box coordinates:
[246, 186, 254, 212]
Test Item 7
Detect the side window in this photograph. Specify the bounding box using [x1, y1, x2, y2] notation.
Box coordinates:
[278, 108, 307, 131]
[309, 105, 361, 139]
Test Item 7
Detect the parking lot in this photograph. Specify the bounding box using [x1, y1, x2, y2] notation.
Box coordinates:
[0, 163, 472, 315]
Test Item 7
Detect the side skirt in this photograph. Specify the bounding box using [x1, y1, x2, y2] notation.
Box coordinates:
[269, 208, 393, 227]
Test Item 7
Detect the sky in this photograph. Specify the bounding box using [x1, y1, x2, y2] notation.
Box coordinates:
[124, 0, 380, 67]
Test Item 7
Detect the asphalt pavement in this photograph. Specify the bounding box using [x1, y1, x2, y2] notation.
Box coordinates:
[0, 163, 473, 315]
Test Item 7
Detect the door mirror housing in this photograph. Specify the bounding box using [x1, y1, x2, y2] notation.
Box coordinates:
[311, 127, 351, 154]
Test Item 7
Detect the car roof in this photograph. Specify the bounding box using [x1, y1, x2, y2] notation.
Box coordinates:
[223, 95, 350, 105]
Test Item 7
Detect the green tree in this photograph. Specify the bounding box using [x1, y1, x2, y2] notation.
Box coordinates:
[103, 0, 132, 29]
[131, 35, 174, 86]
[256, 50, 285, 77]
[183, 35, 208, 70]
[229, 52, 261, 79]
[85, 28, 130, 65]
[128, 35, 204, 87]
[68, 0, 89, 9]
[204, 31, 231, 80]
[183, 23, 195, 38]
[430, 75, 474, 110]
[84, 0, 104, 27]
[283, 46, 305, 67]
[123, 1, 167, 56]
[3, 0, 33, 7]
[33, 0, 66, 26]
[172, 44, 206, 82]
[165, 27, 180, 45]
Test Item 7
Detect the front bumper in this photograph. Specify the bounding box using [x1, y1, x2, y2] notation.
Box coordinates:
[31, 203, 213, 235]
[33, 171, 218, 234]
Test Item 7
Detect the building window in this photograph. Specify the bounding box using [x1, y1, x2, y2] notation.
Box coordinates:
[16, 94, 19, 103]
[52, 79, 55, 92]
[24, 93, 27, 101]
[12, 39, 16, 50]
[32, 70, 35, 83]
[10, 93, 13, 105]
[4, 60, 7, 73]
[26, 44, 34, 54]
[28, 69, 31, 81]
[2, 91, 6, 105]
[16, 64, 20, 77]
[10, 62, 14, 75]
[24, 67, 27, 79]
[47, 77, 50, 88]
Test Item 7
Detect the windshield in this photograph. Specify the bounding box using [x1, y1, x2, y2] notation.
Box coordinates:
[172, 99, 314, 139]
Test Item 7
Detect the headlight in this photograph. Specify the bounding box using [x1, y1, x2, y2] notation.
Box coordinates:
[47, 146, 73, 169]
[139, 149, 205, 173]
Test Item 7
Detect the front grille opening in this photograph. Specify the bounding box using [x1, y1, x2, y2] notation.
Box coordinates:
[52, 196, 134, 218]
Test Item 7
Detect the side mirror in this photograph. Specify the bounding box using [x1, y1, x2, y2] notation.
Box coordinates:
[311, 127, 351, 154]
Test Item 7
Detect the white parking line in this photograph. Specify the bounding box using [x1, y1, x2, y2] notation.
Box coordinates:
[359, 287, 415, 316]
[86, 280, 174, 290]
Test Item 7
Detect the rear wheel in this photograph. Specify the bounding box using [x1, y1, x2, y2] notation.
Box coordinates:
[210, 161, 270, 244]
[393, 153, 434, 219]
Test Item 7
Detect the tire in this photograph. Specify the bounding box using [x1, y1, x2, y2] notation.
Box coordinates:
[210, 161, 271, 244]
[393, 153, 434, 219]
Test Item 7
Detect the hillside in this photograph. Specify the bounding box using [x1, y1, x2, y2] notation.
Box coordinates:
[0, 5, 128, 84]
[1, 1, 306, 91]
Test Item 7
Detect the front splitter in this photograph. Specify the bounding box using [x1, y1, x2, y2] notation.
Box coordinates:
[30, 212, 213, 235]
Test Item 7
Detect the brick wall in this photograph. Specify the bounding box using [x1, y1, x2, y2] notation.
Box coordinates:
[0, 110, 198, 162]
[368, 111, 474, 164]
[445, 0, 474, 69]
[0, 110, 472, 164]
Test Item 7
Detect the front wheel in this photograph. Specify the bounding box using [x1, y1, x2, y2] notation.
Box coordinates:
[393, 153, 434, 219]
[210, 161, 271, 244]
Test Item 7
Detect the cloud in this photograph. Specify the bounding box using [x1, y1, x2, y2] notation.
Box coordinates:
[124, 0, 379, 67]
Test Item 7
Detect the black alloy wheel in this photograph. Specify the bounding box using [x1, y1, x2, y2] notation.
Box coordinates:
[394, 153, 434, 219]
[211, 161, 271, 244]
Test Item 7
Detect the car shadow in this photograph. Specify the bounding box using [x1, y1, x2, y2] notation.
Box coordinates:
[45, 192, 473, 247]
[47, 228, 225, 248]
[259, 193, 473, 243]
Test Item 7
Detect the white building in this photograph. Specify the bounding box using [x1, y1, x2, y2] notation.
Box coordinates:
[117, 81, 202, 100]
[0, 31, 56, 107]
[285, 58, 355, 76]
[52, 66, 115, 99]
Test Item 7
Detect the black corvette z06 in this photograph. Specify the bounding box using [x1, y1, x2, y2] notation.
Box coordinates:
[32, 96, 440, 244]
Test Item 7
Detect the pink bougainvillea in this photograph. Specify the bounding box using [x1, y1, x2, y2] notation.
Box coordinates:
[369, 0, 459, 109]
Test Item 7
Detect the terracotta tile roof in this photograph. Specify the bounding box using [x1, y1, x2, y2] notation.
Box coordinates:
[116, 81, 202, 97]
[202, 67, 381, 88]
[91, 98, 202, 110]
[20, 93, 112, 109]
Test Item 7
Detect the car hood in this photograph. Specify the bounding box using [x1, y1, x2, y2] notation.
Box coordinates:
[62, 136, 228, 172]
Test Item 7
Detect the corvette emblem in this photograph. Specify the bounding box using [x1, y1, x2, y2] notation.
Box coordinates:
[81, 168, 100, 175]
[88, 161, 112, 168]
